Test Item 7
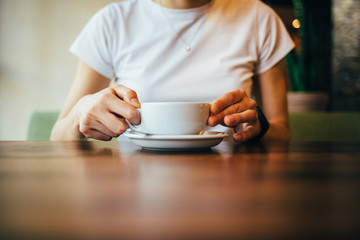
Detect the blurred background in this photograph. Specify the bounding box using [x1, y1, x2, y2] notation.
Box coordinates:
[0, 0, 114, 140]
[1, 0, 360, 140]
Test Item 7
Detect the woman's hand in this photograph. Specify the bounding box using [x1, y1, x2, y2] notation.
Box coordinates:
[74, 84, 141, 141]
[208, 89, 261, 143]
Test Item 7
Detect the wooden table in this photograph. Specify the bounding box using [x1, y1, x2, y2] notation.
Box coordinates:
[0, 140, 360, 239]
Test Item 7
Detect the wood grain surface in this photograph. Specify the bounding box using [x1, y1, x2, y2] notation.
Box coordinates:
[1, 140, 360, 239]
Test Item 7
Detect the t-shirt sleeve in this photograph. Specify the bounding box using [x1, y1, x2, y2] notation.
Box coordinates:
[70, 5, 115, 79]
[255, 3, 295, 74]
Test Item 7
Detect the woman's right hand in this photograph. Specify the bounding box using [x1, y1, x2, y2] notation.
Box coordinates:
[74, 84, 141, 141]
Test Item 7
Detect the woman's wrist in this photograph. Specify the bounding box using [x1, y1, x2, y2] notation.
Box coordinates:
[51, 106, 84, 141]
[252, 106, 270, 141]
[70, 102, 86, 140]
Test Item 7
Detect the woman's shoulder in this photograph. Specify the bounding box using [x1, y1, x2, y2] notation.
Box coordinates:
[211, 0, 274, 22]
[214, 0, 274, 14]
[96, 0, 143, 20]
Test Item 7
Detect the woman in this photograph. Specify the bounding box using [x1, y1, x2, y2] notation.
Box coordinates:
[51, 0, 294, 142]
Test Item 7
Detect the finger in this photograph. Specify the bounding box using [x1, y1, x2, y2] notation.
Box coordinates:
[112, 85, 141, 108]
[88, 130, 113, 141]
[80, 110, 127, 138]
[80, 127, 113, 141]
[210, 89, 246, 114]
[233, 124, 260, 143]
[92, 120, 118, 137]
[103, 93, 141, 125]
[97, 112, 129, 136]
[79, 117, 116, 139]
[223, 109, 258, 127]
[208, 100, 257, 127]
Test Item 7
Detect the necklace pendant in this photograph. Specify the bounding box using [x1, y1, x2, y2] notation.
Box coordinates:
[185, 45, 191, 51]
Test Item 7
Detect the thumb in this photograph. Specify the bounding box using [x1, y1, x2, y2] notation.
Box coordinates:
[129, 98, 141, 108]
[233, 124, 261, 143]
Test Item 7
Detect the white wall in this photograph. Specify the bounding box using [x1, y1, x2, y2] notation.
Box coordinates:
[0, 0, 114, 140]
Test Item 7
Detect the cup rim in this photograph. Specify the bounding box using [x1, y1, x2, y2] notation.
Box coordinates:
[141, 102, 210, 106]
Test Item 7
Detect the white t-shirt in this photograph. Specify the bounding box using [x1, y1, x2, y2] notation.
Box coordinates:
[70, 0, 294, 133]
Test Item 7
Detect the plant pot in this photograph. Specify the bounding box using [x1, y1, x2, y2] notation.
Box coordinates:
[288, 92, 329, 112]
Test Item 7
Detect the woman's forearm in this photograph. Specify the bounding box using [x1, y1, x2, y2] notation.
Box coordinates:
[263, 121, 291, 142]
[50, 109, 84, 141]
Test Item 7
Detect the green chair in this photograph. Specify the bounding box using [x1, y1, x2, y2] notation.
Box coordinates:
[27, 111, 360, 142]
[289, 112, 360, 142]
[27, 111, 60, 141]
[26, 111, 115, 141]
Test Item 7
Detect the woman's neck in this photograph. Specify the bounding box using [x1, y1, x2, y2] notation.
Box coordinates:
[155, 0, 211, 9]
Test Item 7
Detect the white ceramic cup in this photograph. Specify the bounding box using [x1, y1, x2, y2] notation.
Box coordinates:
[129, 102, 210, 135]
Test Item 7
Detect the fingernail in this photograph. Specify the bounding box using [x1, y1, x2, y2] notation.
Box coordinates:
[210, 101, 220, 114]
[208, 116, 216, 127]
[131, 98, 141, 108]
[224, 116, 231, 126]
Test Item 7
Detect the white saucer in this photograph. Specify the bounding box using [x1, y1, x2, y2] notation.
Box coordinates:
[124, 130, 229, 151]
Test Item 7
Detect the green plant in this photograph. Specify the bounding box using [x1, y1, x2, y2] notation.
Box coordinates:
[287, 0, 332, 92]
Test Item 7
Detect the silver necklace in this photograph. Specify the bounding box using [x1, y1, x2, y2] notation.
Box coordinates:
[157, 0, 209, 52]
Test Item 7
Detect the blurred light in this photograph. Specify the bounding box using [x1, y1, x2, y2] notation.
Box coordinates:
[292, 19, 301, 29]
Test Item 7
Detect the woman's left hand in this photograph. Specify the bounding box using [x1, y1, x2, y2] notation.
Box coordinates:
[208, 89, 261, 143]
